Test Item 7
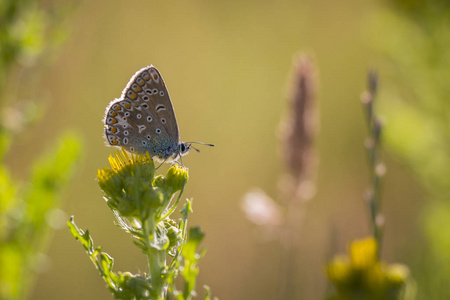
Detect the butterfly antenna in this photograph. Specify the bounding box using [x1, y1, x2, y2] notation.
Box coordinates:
[191, 146, 200, 153]
[185, 142, 215, 147]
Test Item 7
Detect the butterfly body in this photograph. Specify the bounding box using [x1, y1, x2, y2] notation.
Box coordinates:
[104, 66, 190, 162]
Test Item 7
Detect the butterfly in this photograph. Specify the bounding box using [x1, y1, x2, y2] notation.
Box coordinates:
[103, 65, 213, 164]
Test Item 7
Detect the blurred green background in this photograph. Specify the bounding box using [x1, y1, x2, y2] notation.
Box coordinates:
[3, 0, 441, 299]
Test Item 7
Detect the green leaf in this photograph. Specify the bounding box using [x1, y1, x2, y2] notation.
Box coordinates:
[24, 133, 82, 234]
[181, 200, 192, 220]
[180, 227, 205, 300]
[67, 216, 94, 254]
[182, 227, 205, 261]
[204, 286, 211, 300]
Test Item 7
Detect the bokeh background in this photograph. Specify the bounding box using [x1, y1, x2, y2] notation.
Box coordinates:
[4, 0, 450, 299]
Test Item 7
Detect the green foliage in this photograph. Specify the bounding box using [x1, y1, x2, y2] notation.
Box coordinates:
[0, 133, 82, 300]
[0, 0, 75, 91]
[0, 2, 80, 299]
[68, 217, 154, 299]
[370, 2, 450, 299]
[69, 150, 214, 300]
[179, 227, 206, 300]
[326, 73, 414, 300]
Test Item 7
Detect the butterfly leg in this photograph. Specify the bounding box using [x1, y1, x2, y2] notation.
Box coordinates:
[178, 152, 186, 168]
[155, 157, 169, 170]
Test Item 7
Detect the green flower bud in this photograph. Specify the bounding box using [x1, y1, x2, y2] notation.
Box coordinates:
[167, 226, 181, 249]
[166, 165, 189, 193]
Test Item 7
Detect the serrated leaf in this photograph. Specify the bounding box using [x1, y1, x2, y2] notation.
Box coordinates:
[180, 200, 192, 220]
[182, 227, 205, 261]
[67, 216, 94, 254]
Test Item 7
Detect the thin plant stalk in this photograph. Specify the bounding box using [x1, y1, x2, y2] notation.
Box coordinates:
[361, 71, 385, 254]
[278, 54, 318, 299]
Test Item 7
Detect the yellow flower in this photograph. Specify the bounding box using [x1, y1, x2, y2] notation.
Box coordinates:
[325, 237, 412, 300]
[350, 237, 378, 270]
[97, 150, 188, 221]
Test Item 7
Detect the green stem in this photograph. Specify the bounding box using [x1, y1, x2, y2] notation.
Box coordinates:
[143, 217, 166, 300]
[362, 71, 384, 256]
[159, 184, 186, 222]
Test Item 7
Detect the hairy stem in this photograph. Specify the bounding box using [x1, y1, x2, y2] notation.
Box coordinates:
[143, 218, 166, 300]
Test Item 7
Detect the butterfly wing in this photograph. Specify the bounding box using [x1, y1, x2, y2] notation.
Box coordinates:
[104, 66, 181, 159]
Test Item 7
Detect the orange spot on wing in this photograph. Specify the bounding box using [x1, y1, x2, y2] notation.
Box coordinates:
[129, 92, 137, 100]
[142, 72, 150, 81]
